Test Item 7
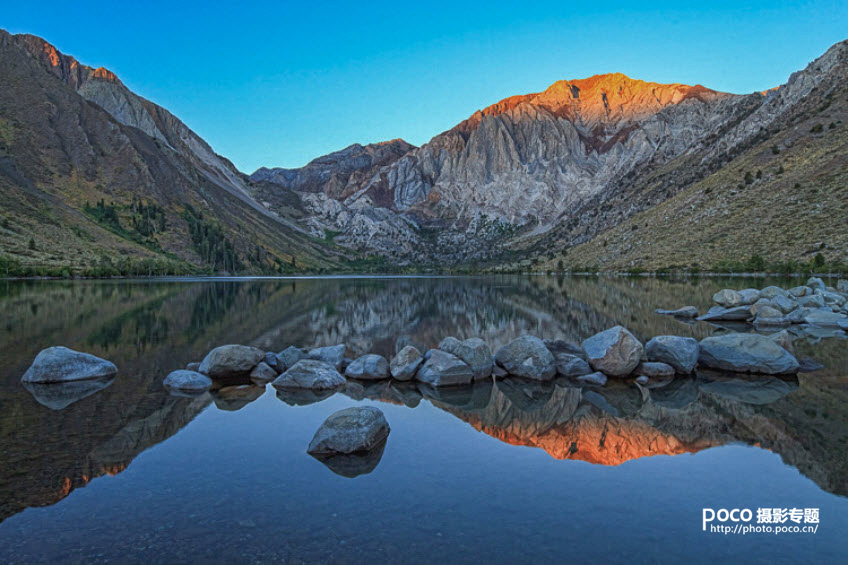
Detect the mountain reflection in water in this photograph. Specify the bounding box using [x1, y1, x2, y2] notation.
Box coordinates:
[0, 276, 846, 524]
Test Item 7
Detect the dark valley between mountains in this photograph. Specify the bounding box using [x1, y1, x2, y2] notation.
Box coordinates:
[0, 30, 846, 276]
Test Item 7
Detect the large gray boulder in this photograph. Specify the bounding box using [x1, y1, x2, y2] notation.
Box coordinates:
[439, 337, 492, 379]
[645, 336, 699, 374]
[494, 336, 557, 380]
[272, 360, 346, 389]
[308, 344, 347, 370]
[21, 346, 118, 384]
[737, 289, 762, 305]
[697, 305, 753, 322]
[760, 286, 788, 299]
[655, 306, 699, 318]
[163, 370, 212, 393]
[555, 353, 592, 377]
[389, 346, 424, 381]
[277, 346, 306, 370]
[345, 354, 390, 380]
[199, 345, 264, 379]
[771, 294, 798, 314]
[307, 406, 390, 455]
[581, 326, 643, 377]
[698, 333, 799, 375]
[712, 289, 743, 308]
[416, 350, 474, 386]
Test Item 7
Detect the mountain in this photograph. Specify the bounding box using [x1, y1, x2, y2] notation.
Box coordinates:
[0, 30, 343, 275]
[253, 40, 848, 270]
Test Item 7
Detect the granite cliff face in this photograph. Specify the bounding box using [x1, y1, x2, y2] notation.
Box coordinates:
[252, 40, 848, 267]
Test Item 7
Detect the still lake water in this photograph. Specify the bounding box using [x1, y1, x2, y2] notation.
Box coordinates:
[0, 275, 846, 564]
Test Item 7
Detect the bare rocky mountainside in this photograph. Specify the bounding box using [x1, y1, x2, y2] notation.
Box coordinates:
[0, 30, 344, 275]
[252, 40, 848, 270]
[1, 29, 846, 273]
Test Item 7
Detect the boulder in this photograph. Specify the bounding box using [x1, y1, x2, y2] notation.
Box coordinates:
[272, 360, 346, 389]
[198, 345, 264, 379]
[788, 286, 809, 297]
[308, 344, 347, 370]
[645, 336, 699, 374]
[816, 289, 846, 306]
[698, 333, 799, 375]
[307, 406, 390, 455]
[163, 369, 212, 392]
[21, 346, 118, 384]
[416, 350, 474, 386]
[636, 361, 675, 378]
[655, 306, 699, 318]
[771, 294, 798, 314]
[494, 336, 557, 380]
[555, 353, 592, 377]
[577, 372, 607, 386]
[345, 354, 390, 380]
[389, 346, 424, 381]
[803, 310, 848, 327]
[277, 346, 306, 370]
[797, 294, 826, 308]
[581, 326, 643, 377]
[697, 305, 753, 322]
[760, 286, 788, 299]
[186, 362, 201, 372]
[806, 277, 826, 291]
[753, 303, 784, 320]
[249, 362, 278, 385]
[738, 289, 762, 305]
[543, 339, 586, 357]
[439, 337, 493, 379]
[837, 279, 848, 293]
[713, 289, 743, 308]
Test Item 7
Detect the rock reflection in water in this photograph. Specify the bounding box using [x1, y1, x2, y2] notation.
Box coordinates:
[309, 438, 389, 478]
[21, 376, 115, 410]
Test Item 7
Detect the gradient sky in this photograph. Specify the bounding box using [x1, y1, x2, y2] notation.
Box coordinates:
[3, 1, 847, 172]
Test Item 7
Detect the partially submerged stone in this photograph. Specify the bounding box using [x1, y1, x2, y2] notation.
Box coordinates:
[697, 305, 753, 322]
[272, 360, 346, 389]
[21, 346, 118, 384]
[416, 350, 474, 387]
[494, 336, 557, 380]
[199, 345, 264, 380]
[307, 406, 390, 455]
[581, 326, 643, 377]
[345, 354, 390, 380]
[645, 335, 699, 374]
[389, 346, 424, 381]
[163, 369, 213, 393]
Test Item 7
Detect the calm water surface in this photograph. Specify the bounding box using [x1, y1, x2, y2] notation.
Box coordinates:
[0, 275, 846, 564]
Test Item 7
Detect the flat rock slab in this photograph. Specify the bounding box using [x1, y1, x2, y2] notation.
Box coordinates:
[698, 306, 753, 322]
[307, 406, 390, 455]
[22, 346, 118, 383]
[698, 333, 799, 375]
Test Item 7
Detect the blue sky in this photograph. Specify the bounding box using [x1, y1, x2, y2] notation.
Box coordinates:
[3, 1, 847, 172]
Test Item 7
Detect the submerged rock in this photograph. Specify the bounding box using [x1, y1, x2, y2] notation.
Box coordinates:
[389, 346, 424, 381]
[416, 350, 474, 386]
[345, 354, 390, 380]
[655, 306, 699, 318]
[555, 353, 592, 377]
[307, 406, 390, 455]
[163, 370, 212, 393]
[698, 333, 799, 375]
[308, 344, 347, 370]
[581, 326, 643, 377]
[21, 346, 118, 384]
[494, 336, 556, 380]
[198, 345, 264, 380]
[439, 337, 493, 379]
[645, 335, 699, 374]
[272, 360, 346, 389]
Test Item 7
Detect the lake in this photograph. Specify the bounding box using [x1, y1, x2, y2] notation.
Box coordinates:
[0, 275, 846, 564]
